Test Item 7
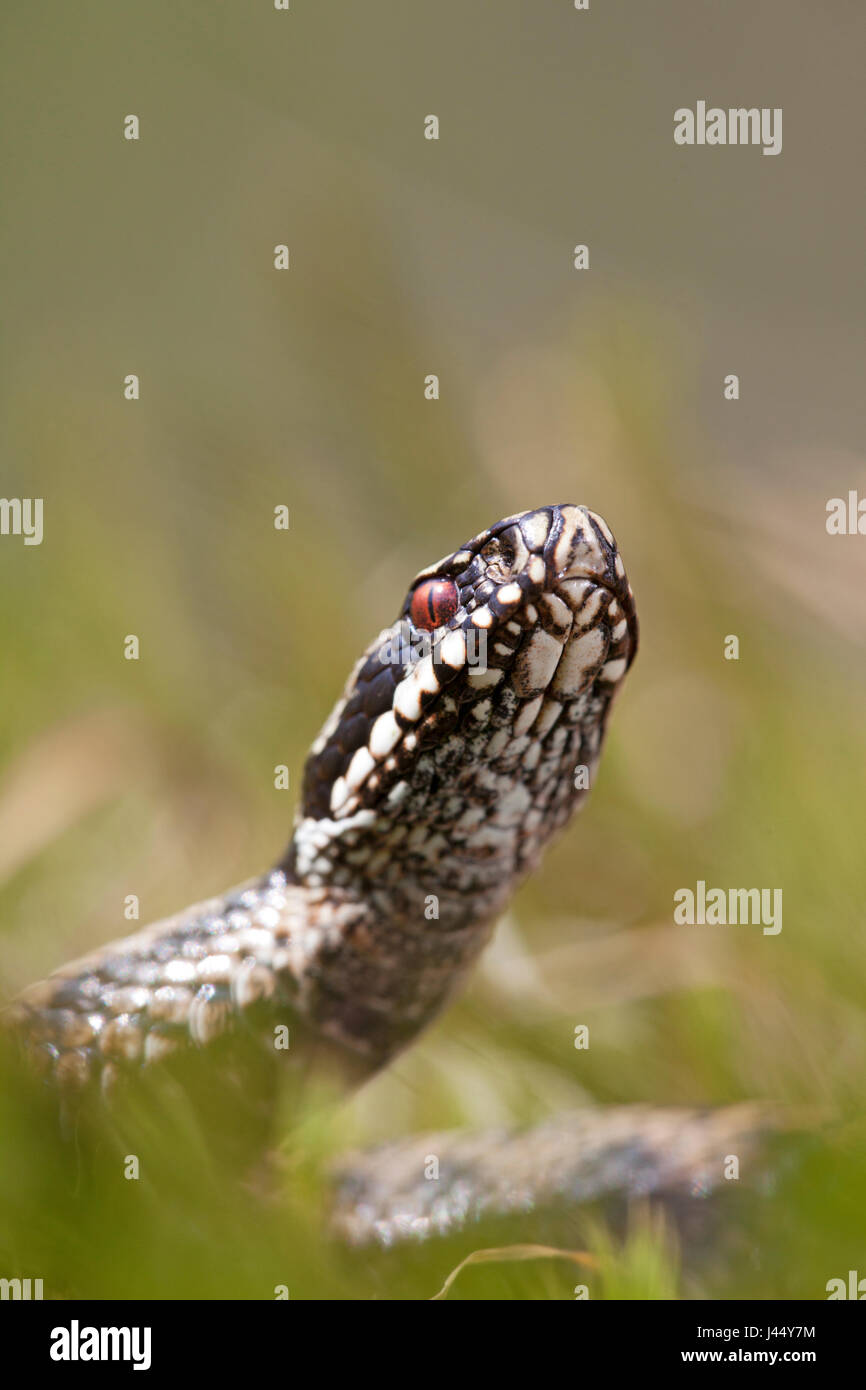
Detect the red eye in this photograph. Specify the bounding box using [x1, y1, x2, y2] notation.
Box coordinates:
[409, 578, 459, 631]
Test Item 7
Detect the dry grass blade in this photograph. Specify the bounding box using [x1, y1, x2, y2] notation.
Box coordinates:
[431, 1244, 599, 1301]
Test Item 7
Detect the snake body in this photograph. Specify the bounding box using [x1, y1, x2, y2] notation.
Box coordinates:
[8, 504, 637, 1096]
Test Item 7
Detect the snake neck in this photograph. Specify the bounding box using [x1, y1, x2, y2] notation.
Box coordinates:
[279, 839, 508, 1070]
[280, 684, 615, 1066]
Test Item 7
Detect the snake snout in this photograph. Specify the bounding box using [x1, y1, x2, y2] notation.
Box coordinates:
[543, 505, 638, 667]
[542, 504, 617, 587]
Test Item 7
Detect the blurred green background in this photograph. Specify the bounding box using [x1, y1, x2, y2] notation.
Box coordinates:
[1, 1, 865, 1299]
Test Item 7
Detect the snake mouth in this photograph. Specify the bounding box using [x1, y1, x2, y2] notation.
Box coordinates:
[546, 506, 639, 668]
[553, 567, 639, 671]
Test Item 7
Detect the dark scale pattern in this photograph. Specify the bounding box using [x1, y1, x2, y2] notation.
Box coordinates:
[7, 505, 637, 1090]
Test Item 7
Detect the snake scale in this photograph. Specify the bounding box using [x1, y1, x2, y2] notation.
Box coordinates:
[7, 504, 637, 1105]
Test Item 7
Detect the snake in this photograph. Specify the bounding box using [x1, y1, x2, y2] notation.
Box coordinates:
[6, 503, 637, 1104]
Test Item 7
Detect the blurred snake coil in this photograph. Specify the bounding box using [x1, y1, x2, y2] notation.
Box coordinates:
[7, 503, 638, 1105]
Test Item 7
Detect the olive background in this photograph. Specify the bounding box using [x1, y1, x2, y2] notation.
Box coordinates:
[1, 1, 865, 1299]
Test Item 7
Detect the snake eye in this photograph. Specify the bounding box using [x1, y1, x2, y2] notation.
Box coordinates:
[409, 578, 459, 631]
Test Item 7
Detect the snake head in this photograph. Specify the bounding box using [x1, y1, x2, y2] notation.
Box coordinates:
[402, 501, 638, 674]
[292, 505, 636, 913]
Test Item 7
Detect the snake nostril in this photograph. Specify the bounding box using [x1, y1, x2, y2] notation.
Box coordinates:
[479, 533, 518, 583]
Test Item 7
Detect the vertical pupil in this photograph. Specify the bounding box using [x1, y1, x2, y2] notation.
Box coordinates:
[410, 579, 458, 630]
